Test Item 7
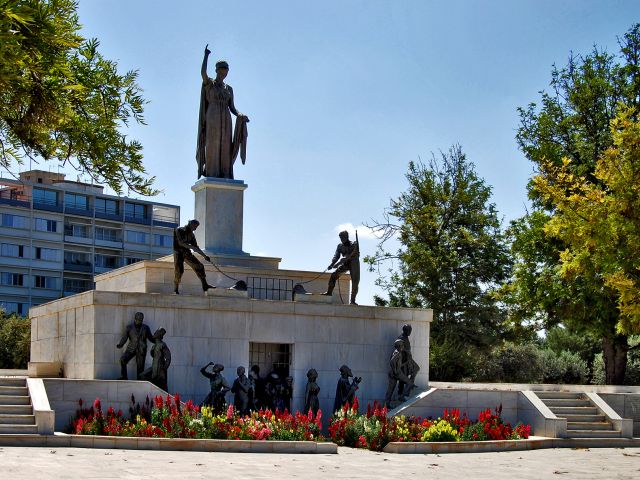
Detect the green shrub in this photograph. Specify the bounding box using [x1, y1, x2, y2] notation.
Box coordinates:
[540, 350, 588, 384]
[0, 311, 31, 369]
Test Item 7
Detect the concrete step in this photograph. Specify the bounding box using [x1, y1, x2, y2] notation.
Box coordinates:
[0, 396, 31, 406]
[567, 421, 613, 431]
[541, 398, 592, 407]
[550, 406, 599, 416]
[0, 386, 28, 396]
[0, 378, 26, 388]
[534, 391, 584, 400]
[561, 414, 606, 423]
[0, 405, 33, 415]
[0, 414, 35, 425]
[0, 424, 38, 434]
[566, 429, 622, 439]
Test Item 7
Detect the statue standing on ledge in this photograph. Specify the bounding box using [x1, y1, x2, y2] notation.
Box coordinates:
[231, 366, 251, 416]
[384, 339, 414, 407]
[116, 312, 154, 380]
[196, 44, 249, 179]
[323, 230, 360, 305]
[173, 219, 215, 294]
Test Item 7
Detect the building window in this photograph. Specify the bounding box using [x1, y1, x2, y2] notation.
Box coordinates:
[1, 213, 28, 229]
[33, 275, 58, 289]
[34, 218, 57, 232]
[95, 197, 119, 215]
[64, 192, 88, 210]
[125, 202, 147, 220]
[96, 227, 121, 242]
[34, 247, 58, 262]
[64, 251, 90, 264]
[124, 256, 143, 265]
[1, 244, 25, 258]
[153, 234, 172, 247]
[0, 302, 25, 315]
[1, 272, 24, 286]
[95, 254, 119, 269]
[33, 188, 58, 206]
[64, 223, 89, 238]
[126, 230, 148, 244]
[63, 278, 93, 294]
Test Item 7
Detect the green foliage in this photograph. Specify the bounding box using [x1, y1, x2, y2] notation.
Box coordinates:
[592, 337, 640, 385]
[0, 0, 155, 195]
[366, 145, 511, 380]
[0, 311, 30, 369]
[472, 342, 589, 384]
[505, 24, 640, 384]
[540, 350, 589, 385]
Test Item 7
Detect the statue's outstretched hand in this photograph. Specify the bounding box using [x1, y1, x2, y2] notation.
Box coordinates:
[204, 44, 211, 55]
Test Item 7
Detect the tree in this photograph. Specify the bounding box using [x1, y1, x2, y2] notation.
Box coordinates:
[365, 145, 511, 380]
[507, 24, 640, 384]
[0, 310, 30, 369]
[533, 107, 640, 375]
[0, 0, 155, 195]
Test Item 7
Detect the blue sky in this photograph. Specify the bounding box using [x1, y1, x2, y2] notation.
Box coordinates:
[57, 1, 638, 304]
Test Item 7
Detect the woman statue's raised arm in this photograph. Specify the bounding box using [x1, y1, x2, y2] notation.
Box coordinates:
[201, 44, 211, 83]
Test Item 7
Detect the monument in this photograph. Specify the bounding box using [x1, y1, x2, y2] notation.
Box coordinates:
[28, 46, 432, 426]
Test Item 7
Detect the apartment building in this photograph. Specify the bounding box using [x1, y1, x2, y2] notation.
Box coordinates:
[0, 170, 180, 314]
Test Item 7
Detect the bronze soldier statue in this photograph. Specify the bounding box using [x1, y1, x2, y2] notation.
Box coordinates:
[333, 365, 362, 413]
[323, 230, 360, 305]
[173, 219, 215, 294]
[384, 339, 414, 407]
[116, 312, 154, 380]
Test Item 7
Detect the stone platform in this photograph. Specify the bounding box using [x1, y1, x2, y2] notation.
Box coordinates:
[30, 289, 431, 415]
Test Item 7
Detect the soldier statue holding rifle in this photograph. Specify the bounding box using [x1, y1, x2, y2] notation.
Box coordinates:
[323, 230, 360, 305]
[173, 219, 215, 294]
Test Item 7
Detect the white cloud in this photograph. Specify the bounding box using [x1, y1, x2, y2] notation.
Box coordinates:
[333, 223, 380, 240]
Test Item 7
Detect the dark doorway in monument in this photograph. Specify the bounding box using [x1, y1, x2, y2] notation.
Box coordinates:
[247, 277, 293, 301]
[249, 342, 292, 378]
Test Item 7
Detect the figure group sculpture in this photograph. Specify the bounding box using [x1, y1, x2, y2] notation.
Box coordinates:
[116, 312, 172, 392]
[323, 231, 360, 305]
[385, 324, 421, 407]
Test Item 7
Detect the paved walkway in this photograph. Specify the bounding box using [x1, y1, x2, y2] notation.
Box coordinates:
[1, 446, 639, 479]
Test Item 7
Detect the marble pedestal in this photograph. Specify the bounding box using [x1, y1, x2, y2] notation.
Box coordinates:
[192, 177, 248, 256]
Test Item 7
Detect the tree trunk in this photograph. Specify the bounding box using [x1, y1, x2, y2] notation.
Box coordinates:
[602, 334, 628, 385]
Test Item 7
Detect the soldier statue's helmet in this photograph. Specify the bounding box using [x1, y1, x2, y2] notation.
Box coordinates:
[212, 363, 224, 372]
[339, 365, 353, 376]
[153, 327, 166, 339]
[338, 230, 349, 239]
[188, 219, 200, 227]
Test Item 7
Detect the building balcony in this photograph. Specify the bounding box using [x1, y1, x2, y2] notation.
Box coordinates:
[33, 201, 63, 213]
[64, 206, 93, 217]
[95, 239, 123, 249]
[124, 215, 151, 226]
[63, 262, 92, 273]
[0, 197, 30, 209]
[95, 211, 123, 222]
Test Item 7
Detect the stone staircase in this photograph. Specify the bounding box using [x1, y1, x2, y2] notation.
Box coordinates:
[534, 391, 622, 438]
[0, 377, 37, 434]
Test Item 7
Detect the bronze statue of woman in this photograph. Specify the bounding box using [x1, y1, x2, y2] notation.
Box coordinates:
[196, 44, 249, 179]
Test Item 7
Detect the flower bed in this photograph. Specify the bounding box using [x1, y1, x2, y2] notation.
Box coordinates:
[70, 395, 323, 441]
[328, 398, 531, 451]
